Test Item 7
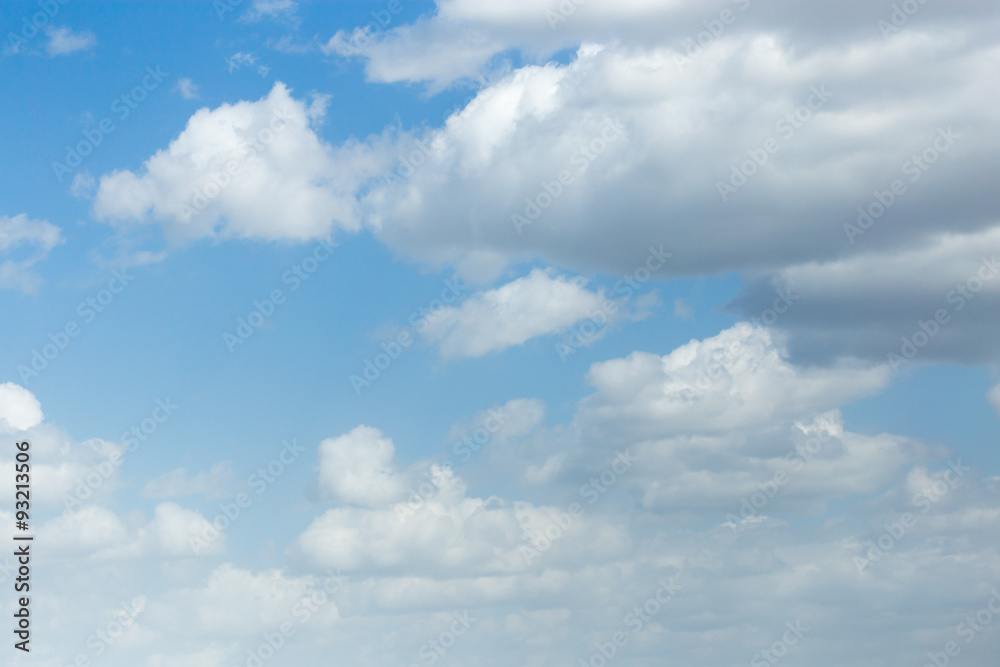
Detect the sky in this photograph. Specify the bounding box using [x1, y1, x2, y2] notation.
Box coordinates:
[1, 0, 999, 665]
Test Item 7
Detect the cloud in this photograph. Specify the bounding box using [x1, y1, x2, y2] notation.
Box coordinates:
[577, 323, 890, 438]
[4, 351, 1000, 665]
[317, 426, 408, 507]
[153, 563, 322, 637]
[0, 213, 63, 292]
[323, 17, 508, 91]
[92, 83, 380, 243]
[0, 382, 43, 431]
[226, 51, 270, 76]
[421, 269, 627, 359]
[70, 171, 96, 198]
[45, 26, 97, 56]
[173, 77, 199, 100]
[296, 461, 627, 577]
[731, 227, 1000, 364]
[83, 1, 1000, 373]
[989, 383, 1000, 416]
[242, 0, 299, 23]
[38, 502, 225, 558]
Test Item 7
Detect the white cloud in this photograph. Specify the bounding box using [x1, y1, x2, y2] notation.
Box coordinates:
[242, 0, 298, 23]
[38, 505, 129, 552]
[70, 170, 97, 198]
[446, 397, 545, 444]
[989, 383, 1000, 416]
[226, 51, 270, 76]
[93, 83, 379, 243]
[578, 323, 890, 438]
[0, 213, 63, 292]
[45, 26, 97, 56]
[173, 77, 199, 100]
[422, 269, 625, 359]
[317, 426, 407, 507]
[0, 382, 43, 431]
[4, 361, 1000, 666]
[155, 563, 321, 636]
[297, 462, 626, 577]
[38, 502, 224, 558]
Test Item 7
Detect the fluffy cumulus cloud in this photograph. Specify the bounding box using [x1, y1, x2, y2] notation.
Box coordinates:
[296, 456, 628, 578]
[578, 324, 890, 437]
[286, 322, 1000, 665]
[31, 3, 1000, 665]
[0, 385, 224, 565]
[0, 381, 43, 431]
[421, 269, 628, 359]
[317, 425, 407, 507]
[88, 1, 1000, 365]
[3, 336, 1000, 666]
[341, 0, 998, 363]
[92, 83, 386, 243]
[36, 502, 225, 559]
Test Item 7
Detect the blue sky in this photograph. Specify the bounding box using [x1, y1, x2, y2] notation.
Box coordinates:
[2, 1, 1000, 665]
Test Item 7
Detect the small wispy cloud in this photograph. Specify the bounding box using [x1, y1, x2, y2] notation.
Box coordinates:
[673, 298, 693, 320]
[226, 51, 270, 77]
[45, 26, 96, 56]
[174, 77, 199, 100]
[243, 0, 299, 25]
[70, 171, 96, 199]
